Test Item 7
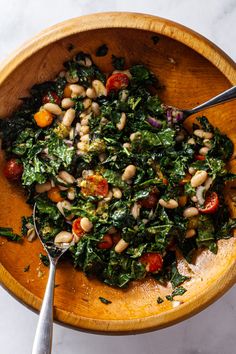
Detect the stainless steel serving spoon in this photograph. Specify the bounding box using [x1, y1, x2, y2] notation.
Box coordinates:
[32, 204, 74, 354]
[165, 86, 236, 123]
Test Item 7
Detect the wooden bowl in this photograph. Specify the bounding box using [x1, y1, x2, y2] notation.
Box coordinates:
[0, 13, 236, 334]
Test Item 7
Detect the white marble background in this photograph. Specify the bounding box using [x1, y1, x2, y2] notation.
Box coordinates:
[0, 0, 236, 353]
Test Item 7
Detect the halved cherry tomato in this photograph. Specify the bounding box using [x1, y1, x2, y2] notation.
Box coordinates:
[106, 73, 129, 94]
[3, 158, 23, 181]
[81, 175, 108, 197]
[195, 154, 205, 161]
[199, 192, 219, 214]
[34, 109, 53, 128]
[42, 91, 61, 105]
[162, 178, 168, 186]
[97, 234, 113, 249]
[72, 218, 85, 239]
[139, 190, 158, 209]
[139, 253, 163, 273]
[47, 187, 64, 203]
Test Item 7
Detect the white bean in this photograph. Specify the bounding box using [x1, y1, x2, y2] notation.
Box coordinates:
[199, 147, 210, 156]
[27, 228, 36, 242]
[104, 191, 113, 201]
[62, 108, 76, 127]
[81, 116, 90, 126]
[43, 103, 62, 115]
[183, 207, 199, 218]
[203, 139, 212, 148]
[159, 198, 179, 209]
[187, 138, 196, 145]
[80, 125, 90, 135]
[35, 181, 52, 193]
[203, 131, 213, 139]
[123, 142, 131, 149]
[114, 238, 129, 253]
[58, 171, 75, 184]
[191, 170, 208, 187]
[77, 141, 88, 151]
[61, 98, 75, 109]
[193, 129, 204, 138]
[188, 167, 196, 175]
[54, 231, 73, 244]
[112, 187, 122, 199]
[131, 203, 141, 219]
[116, 112, 127, 131]
[82, 170, 94, 178]
[130, 132, 139, 141]
[204, 177, 213, 191]
[91, 102, 100, 116]
[67, 187, 76, 200]
[122, 165, 136, 181]
[80, 217, 93, 232]
[92, 80, 107, 96]
[83, 98, 92, 109]
[69, 84, 85, 97]
[57, 200, 72, 216]
[80, 134, 90, 142]
[191, 196, 198, 202]
[86, 87, 97, 99]
[99, 153, 106, 162]
[185, 229, 196, 238]
[120, 90, 129, 102]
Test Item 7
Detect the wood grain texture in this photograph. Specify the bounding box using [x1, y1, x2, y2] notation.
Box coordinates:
[0, 13, 236, 333]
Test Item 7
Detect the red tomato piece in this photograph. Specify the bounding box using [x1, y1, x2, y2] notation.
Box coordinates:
[81, 175, 109, 197]
[199, 192, 219, 214]
[139, 191, 158, 209]
[195, 154, 205, 161]
[72, 218, 85, 239]
[3, 158, 23, 181]
[112, 233, 121, 245]
[42, 91, 61, 105]
[106, 73, 129, 94]
[97, 234, 113, 249]
[139, 253, 163, 272]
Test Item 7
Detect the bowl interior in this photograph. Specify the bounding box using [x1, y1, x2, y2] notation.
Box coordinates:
[0, 21, 236, 333]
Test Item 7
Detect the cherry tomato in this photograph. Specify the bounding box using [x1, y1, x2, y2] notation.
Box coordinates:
[72, 218, 85, 239]
[42, 91, 61, 105]
[139, 191, 158, 209]
[3, 158, 23, 181]
[106, 73, 129, 94]
[47, 187, 64, 203]
[81, 175, 108, 197]
[195, 154, 205, 161]
[139, 252, 163, 273]
[97, 234, 113, 249]
[199, 192, 219, 214]
[34, 109, 53, 128]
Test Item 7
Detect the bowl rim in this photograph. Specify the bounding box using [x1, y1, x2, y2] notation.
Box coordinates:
[0, 12, 236, 334]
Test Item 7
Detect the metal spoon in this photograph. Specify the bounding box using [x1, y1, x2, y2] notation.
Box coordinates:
[165, 86, 236, 123]
[32, 204, 73, 354]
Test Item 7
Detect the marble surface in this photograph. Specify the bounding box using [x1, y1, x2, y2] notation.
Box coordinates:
[0, 0, 236, 353]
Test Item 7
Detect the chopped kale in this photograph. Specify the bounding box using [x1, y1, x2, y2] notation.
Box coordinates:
[166, 286, 187, 301]
[0, 227, 22, 242]
[157, 296, 164, 304]
[99, 296, 112, 304]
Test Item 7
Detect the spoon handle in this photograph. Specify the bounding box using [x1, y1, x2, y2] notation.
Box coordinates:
[32, 260, 56, 354]
[185, 86, 236, 117]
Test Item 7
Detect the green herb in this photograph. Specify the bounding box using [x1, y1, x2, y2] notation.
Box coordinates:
[111, 55, 125, 70]
[99, 296, 112, 305]
[166, 286, 187, 301]
[96, 44, 108, 57]
[157, 296, 164, 304]
[0, 227, 22, 242]
[23, 265, 30, 272]
[39, 253, 50, 267]
[170, 262, 190, 288]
